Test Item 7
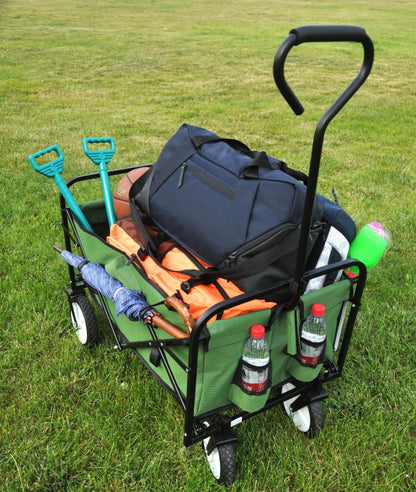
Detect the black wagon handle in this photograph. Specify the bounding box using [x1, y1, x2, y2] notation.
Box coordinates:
[273, 25, 374, 304]
[273, 25, 374, 116]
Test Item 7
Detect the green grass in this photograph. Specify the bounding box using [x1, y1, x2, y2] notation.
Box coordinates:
[1, 0, 416, 490]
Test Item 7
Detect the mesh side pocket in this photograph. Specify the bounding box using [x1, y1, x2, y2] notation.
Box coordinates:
[228, 358, 271, 412]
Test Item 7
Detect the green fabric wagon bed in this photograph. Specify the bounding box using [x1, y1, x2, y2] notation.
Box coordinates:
[73, 199, 352, 418]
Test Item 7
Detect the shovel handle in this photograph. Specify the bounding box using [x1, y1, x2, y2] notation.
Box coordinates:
[28, 144, 93, 232]
[82, 137, 116, 165]
[28, 144, 64, 177]
[82, 137, 117, 225]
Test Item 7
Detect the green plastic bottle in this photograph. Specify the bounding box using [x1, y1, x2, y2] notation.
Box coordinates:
[348, 222, 391, 275]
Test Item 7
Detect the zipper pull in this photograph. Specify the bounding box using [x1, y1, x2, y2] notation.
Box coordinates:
[225, 252, 237, 268]
[332, 188, 339, 205]
[178, 162, 187, 188]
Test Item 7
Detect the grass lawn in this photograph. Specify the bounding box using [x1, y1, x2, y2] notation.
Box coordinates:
[1, 0, 415, 490]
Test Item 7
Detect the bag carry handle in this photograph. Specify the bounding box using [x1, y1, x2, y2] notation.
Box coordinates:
[242, 152, 308, 183]
[273, 25, 374, 303]
[191, 134, 254, 157]
[192, 134, 307, 182]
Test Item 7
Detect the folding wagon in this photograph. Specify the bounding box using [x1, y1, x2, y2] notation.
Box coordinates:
[30, 26, 373, 484]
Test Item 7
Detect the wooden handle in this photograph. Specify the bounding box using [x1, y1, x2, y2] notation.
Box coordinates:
[164, 295, 195, 335]
[150, 314, 188, 339]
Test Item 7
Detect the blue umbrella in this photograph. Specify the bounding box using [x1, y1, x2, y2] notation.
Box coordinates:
[57, 248, 155, 323]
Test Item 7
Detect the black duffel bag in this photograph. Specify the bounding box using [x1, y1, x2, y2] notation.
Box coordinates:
[130, 123, 339, 296]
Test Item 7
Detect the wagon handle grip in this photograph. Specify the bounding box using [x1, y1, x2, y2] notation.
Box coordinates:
[273, 25, 373, 115]
[273, 25, 374, 305]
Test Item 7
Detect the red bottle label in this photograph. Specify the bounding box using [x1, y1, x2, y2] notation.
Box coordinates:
[241, 364, 268, 392]
[300, 354, 320, 366]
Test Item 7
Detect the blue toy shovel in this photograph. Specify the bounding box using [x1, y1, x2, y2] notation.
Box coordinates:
[82, 137, 117, 226]
[28, 145, 93, 232]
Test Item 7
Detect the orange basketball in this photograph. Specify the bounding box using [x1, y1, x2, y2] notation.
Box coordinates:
[113, 166, 150, 219]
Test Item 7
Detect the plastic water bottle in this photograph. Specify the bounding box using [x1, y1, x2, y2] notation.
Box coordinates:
[300, 303, 327, 366]
[241, 324, 270, 392]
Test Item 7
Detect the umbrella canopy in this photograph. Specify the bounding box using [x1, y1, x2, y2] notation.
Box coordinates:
[58, 249, 155, 322]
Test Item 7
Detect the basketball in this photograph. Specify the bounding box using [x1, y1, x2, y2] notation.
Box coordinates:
[113, 166, 150, 219]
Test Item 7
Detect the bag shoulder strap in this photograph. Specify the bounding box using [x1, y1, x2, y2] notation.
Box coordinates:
[129, 168, 156, 257]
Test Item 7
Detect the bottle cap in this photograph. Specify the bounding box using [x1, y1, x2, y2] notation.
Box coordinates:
[251, 324, 265, 338]
[312, 303, 325, 316]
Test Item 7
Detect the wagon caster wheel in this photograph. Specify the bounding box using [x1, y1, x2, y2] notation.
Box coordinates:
[69, 295, 99, 346]
[281, 383, 325, 438]
[202, 433, 236, 485]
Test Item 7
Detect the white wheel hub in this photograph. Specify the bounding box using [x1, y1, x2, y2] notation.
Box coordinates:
[203, 438, 221, 480]
[71, 302, 88, 345]
[202, 421, 222, 480]
[282, 383, 311, 433]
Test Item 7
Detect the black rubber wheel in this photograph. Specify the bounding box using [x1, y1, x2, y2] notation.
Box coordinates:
[69, 295, 99, 346]
[305, 400, 325, 438]
[202, 437, 237, 486]
[282, 382, 325, 438]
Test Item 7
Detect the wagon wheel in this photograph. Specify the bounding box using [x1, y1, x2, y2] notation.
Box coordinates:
[69, 294, 99, 346]
[202, 435, 236, 485]
[281, 382, 325, 438]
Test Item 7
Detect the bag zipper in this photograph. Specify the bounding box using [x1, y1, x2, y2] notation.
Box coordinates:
[177, 161, 234, 199]
[178, 163, 187, 188]
[225, 221, 325, 269]
[224, 224, 299, 268]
